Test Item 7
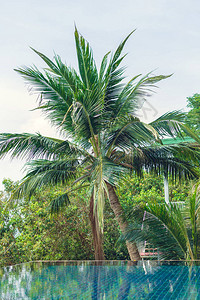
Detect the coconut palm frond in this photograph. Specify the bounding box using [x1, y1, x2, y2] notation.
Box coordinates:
[11, 158, 79, 199]
[114, 73, 172, 120]
[181, 184, 200, 258]
[147, 202, 193, 258]
[30, 48, 82, 93]
[138, 144, 200, 180]
[74, 29, 108, 140]
[106, 119, 160, 155]
[151, 111, 200, 143]
[150, 110, 187, 138]
[113, 144, 200, 180]
[124, 184, 200, 261]
[125, 203, 191, 260]
[15, 65, 75, 134]
[74, 27, 98, 91]
[161, 143, 200, 162]
[50, 192, 70, 214]
[0, 133, 91, 161]
[99, 51, 111, 81]
[102, 31, 136, 116]
[145, 147, 199, 180]
[15, 53, 101, 142]
[125, 216, 185, 260]
[0, 133, 63, 160]
[15, 65, 72, 109]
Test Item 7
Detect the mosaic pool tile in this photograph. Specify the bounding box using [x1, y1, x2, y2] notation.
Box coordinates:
[1, 261, 200, 299]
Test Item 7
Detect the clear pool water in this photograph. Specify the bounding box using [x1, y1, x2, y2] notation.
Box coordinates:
[1, 261, 200, 299]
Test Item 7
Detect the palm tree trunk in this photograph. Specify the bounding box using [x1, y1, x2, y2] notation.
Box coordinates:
[106, 182, 141, 261]
[89, 195, 105, 260]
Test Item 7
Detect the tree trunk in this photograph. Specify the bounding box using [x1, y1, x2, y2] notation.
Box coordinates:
[106, 182, 141, 261]
[89, 195, 105, 260]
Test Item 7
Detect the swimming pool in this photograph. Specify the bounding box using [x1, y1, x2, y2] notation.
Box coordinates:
[1, 260, 200, 299]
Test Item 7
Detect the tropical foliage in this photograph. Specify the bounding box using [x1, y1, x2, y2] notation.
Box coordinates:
[0, 178, 132, 266]
[0, 175, 194, 266]
[124, 182, 200, 260]
[116, 172, 191, 211]
[185, 93, 200, 132]
[0, 28, 200, 260]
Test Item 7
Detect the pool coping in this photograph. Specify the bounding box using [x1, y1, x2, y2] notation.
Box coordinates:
[3, 259, 200, 268]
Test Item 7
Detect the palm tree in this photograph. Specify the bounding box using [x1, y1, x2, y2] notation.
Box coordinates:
[0, 28, 200, 260]
[124, 183, 200, 260]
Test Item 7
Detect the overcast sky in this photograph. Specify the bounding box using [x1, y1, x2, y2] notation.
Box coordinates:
[0, 0, 200, 189]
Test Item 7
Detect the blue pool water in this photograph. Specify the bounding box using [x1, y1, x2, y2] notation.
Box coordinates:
[1, 261, 200, 299]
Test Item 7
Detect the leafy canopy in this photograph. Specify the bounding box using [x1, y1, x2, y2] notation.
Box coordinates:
[185, 93, 200, 132]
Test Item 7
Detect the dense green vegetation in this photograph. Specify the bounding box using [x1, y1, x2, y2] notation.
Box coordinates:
[185, 93, 200, 132]
[0, 178, 125, 266]
[0, 174, 193, 266]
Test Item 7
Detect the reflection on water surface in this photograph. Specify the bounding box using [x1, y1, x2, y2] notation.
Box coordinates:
[0, 260, 200, 299]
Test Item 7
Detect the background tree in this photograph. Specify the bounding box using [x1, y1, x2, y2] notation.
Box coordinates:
[0, 178, 131, 266]
[185, 93, 200, 132]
